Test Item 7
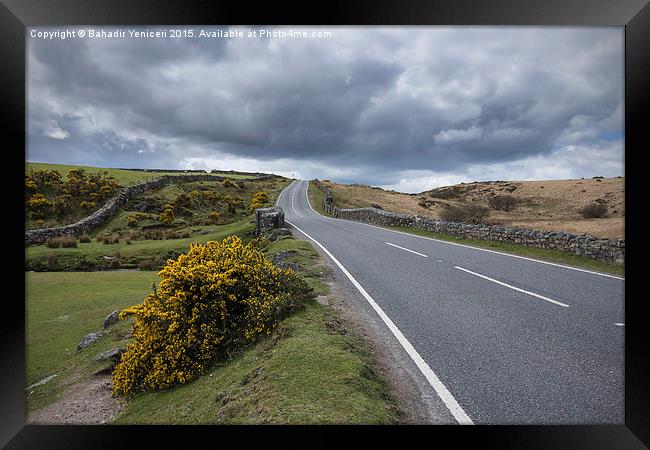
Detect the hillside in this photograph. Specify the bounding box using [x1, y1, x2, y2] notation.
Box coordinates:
[26, 162, 256, 185]
[319, 177, 624, 240]
[25, 162, 264, 230]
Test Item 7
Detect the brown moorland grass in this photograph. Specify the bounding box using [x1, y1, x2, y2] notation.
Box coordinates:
[320, 177, 624, 240]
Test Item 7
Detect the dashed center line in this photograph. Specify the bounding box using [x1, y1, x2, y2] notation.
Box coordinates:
[385, 242, 428, 258]
[290, 186, 303, 217]
[454, 266, 570, 308]
[615, 323, 624, 327]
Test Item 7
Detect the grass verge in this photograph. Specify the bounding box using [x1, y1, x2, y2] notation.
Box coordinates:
[383, 225, 624, 277]
[26, 235, 399, 424]
[308, 181, 330, 216]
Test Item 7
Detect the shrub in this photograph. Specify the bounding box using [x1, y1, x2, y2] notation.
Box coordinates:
[137, 259, 156, 271]
[27, 193, 53, 217]
[159, 206, 175, 225]
[46, 254, 59, 270]
[45, 238, 60, 249]
[428, 186, 462, 199]
[79, 200, 96, 210]
[78, 234, 91, 243]
[249, 191, 269, 212]
[164, 230, 180, 240]
[127, 213, 148, 227]
[58, 236, 78, 248]
[464, 204, 490, 224]
[112, 236, 312, 396]
[100, 234, 120, 244]
[487, 195, 517, 212]
[440, 204, 490, 224]
[45, 236, 77, 248]
[581, 203, 608, 218]
[208, 211, 220, 223]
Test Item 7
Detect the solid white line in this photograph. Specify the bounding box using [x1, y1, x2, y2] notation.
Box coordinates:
[454, 266, 570, 308]
[385, 242, 428, 258]
[615, 323, 625, 327]
[301, 182, 623, 281]
[286, 218, 473, 425]
[275, 179, 295, 207]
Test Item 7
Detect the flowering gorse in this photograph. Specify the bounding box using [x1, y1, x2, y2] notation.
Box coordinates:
[112, 235, 311, 396]
[25, 168, 118, 220]
[249, 191, 269, 212]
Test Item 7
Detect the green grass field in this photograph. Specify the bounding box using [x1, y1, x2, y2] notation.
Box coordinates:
[25, 219, 257, 271]
[25, 271, 159, 412]
[26, 162, 255, 185]
[25, 236, 399, 424]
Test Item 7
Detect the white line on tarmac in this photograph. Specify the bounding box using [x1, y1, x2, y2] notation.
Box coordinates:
[454, 266, 570, 308]
[615, 323, 625, 327]
[287, 218, 473, 425]
[290, 185, 303, 217]
[385, 242, 428, 258]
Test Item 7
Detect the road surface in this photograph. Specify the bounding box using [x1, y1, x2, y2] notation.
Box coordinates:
[277, 180, 624, 424]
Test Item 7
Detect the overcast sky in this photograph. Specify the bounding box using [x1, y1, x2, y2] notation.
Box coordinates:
[27, 26, 624, 193]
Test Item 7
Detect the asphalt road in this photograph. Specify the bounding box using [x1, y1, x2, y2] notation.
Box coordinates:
[277, 180, 625, 425]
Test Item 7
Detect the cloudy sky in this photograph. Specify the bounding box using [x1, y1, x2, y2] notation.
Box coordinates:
[27, 26, 624, 193]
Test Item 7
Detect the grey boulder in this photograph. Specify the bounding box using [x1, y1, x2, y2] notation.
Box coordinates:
[95, 347, 126, 363]
[102, 310, 121, 328]
[77, 332, 104, 351]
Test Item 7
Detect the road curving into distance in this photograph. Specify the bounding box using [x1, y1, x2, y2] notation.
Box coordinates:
[277, 180, 624, 425]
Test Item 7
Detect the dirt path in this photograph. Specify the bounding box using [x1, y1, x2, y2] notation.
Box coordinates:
[27, 374, 125, 425]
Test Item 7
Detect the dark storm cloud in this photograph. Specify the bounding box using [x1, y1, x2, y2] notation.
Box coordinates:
[27, 26, 624, 191]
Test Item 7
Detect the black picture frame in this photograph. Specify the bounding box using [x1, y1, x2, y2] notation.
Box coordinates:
[2, 0, 648, 448]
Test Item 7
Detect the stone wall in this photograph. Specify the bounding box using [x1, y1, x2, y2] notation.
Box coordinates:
[255, 206, 285, 235]
[25, 174, 274, 245]
[314, 179, 624, 264]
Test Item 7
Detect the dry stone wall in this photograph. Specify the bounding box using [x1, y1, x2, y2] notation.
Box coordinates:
[25, 174, 274, 245]
[255, 207, 285, 235]
[314, 179, 624, 264]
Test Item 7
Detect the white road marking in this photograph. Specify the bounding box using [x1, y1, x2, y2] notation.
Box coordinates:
[615, 323, 625, 327]
[301, 181, 623, 281]
[454, 266, 570, 308]
[286, 218, 473, 425]
[290, 185, 303, 217]
[385, 242, 428, 258]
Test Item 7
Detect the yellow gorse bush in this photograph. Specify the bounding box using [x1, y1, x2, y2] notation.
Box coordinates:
[249, 191, 269, 212]
[112, 235, 311, 396]
[25, 168, 118, 221]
